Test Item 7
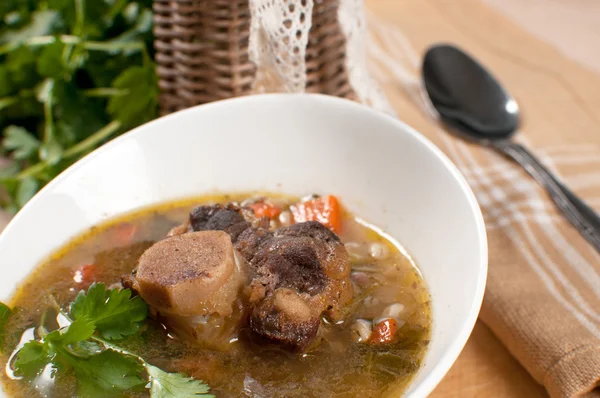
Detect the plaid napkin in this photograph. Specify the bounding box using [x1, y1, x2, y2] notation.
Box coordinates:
[366, 9, 600, 398]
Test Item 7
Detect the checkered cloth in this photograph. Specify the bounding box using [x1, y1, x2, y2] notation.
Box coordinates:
[366, 12, 600, 398]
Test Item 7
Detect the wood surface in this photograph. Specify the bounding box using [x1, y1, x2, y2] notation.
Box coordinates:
[365, 0, 600, 396]
[2, 0, 599, 396]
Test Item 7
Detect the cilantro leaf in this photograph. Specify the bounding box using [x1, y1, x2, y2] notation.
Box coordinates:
[53, 81, 108, 144]
[46, 316, 96, 346]
[47, 0, 110, 39]
[70, 283, 148, 340]
[15, 176, 38, 207]
[4, 45, 39, 91]
[67, 339, 102, 358]
[0, 1, 36, 29]
[0, 0, 156, 211]
[73, 349, 146, 396]
[0, 176, 19, 212]
[0, 10, 59, 44]
[112, 9, 153, 44]
[10, 284, 214, 397]
[2, 125, 40, 160]
[35, 78, 64, 166]
[15, 316, 96, 378]
[84, 51, 145, 88]
[147, 365, 215, 398]
[0, 65, 13, 97]
[15, 316, 144, 396]
[108, 65, 158, 129]
[39, 137, 63, 165]
[14, 340, 51, 377]
[36, 38, 67, 79]
[0, 302, 11, 352]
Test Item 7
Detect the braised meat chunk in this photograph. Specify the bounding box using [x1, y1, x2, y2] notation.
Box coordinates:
[190, 204, 252, 241]
[249, 288, 321, 351]
[132, 230, 246, 317]
[249, 222, 352, 317]
[189, 205, 353, 351]
[188, 203, 273, 263]
[125, 202, 353, 351]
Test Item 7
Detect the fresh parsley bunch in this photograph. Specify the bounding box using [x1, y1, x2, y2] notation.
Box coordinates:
[0, 302, 10, 352]
[0, 0, 159, 212]
[1, 283, 214, 398]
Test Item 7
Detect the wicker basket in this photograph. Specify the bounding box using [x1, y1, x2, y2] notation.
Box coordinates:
[153, 0, 355, 115]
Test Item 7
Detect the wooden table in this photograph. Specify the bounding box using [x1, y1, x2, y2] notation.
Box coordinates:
[366, 0, 600, 396]
[2, 1, 598, 396]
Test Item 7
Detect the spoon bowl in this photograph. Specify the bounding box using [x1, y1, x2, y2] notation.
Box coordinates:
[423, 44, 519, 141]
[422, 43, 600, 250]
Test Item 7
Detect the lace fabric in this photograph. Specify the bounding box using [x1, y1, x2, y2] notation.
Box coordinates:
[248, 0, 313, 93]
[248, 0, 391, 112]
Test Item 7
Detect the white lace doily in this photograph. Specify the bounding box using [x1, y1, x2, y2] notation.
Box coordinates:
[248, 0, 393, 113]
[248, 0, 313, 93]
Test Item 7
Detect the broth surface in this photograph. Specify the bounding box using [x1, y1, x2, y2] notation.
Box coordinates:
[1, 193, 431, 397]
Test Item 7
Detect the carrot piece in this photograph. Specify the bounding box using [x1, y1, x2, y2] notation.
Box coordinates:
[114, 223, 137, 244]
[73, 264, 97, 286]
[291, 195, 341, 233]
[250, 201, 282, 219]
[370, 318, 399, 344]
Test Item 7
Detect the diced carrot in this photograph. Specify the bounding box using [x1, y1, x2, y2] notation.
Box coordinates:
[250, 201, 282, 219]
[73, 264, 97, 286]
[291, 195, 341, 233]
[114, 223, 137, 245]
[369, 318, 399, 344]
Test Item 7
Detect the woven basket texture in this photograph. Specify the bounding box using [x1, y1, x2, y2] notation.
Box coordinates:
[153, 0, 355, 114]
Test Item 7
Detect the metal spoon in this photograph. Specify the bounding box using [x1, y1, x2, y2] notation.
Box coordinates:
[422, 43, 600, 251]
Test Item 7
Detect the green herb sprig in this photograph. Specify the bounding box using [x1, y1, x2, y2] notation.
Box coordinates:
[0, 0, 159, 212]
[0, 302, 11, 352]
[3, 283, 214, 398]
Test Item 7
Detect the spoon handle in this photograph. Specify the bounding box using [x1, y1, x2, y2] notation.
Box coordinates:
[503, 142, 600, 231]
[552, 176, 600, 231]
[493, 141, 600, 253]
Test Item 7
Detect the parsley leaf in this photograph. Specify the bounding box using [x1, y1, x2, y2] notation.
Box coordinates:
[0, 10, 58, 43]
[10, 285, 214, 398]
[2, 125, 40, 160]
[45, 316, 96, 346]
[53, 81, 108, 144]
[15, 322, 145, 395]
[35, 78, 64, 166]
[147, 365, 215, 398]
[14, 340, 51, 377]
[0, 0, 156, 210]
[14, 316, 95, 378]
[0, 302, 12, 352]
[67, 339, 102, 358]
[107, 65, 158, 129]
[4, 45, 39, 90]
[70, 282, 148, 340]
[0, 65, 13, 97]
[74, 349, 146, 396]
[15, 176, 38, 207]
[36, 38, 67, 79]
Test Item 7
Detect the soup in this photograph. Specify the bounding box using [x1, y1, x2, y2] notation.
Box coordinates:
[0, 193, 431, 397]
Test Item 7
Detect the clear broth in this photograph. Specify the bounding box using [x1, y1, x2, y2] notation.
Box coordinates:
[1, 193, 431, 397]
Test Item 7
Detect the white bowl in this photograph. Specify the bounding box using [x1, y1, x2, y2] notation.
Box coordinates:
[0, 94, 487, 397]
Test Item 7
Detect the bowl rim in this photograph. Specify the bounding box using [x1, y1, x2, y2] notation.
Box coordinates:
[1, 93, 488, 398]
